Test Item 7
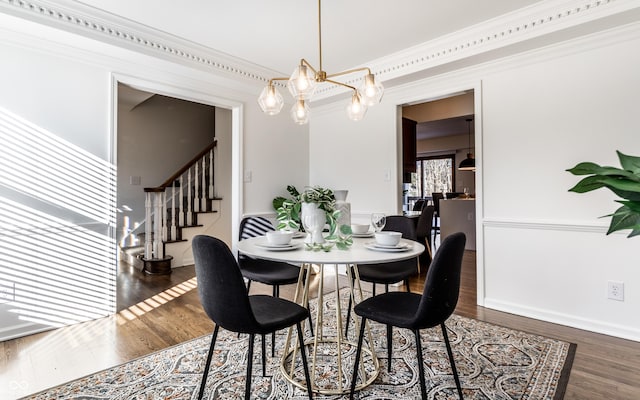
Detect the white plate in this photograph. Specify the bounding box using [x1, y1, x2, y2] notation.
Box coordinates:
[292, 231, 307, 239]
[352, 232, 374, 238]
[364, 241, 412, 252]
[256, 242, 302, 251]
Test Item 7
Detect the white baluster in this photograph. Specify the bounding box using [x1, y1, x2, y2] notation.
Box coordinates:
[187, 168, 193, 225]
[194, 162, 200, 212]
[171, 181, 177, 240]
[178, 176, 184, 227]
[201, 157, 207, 211]
[153, 192, 164, 259]
[144, 192, 153, 259]
[162, 190, 168, 242]
[208, 149, 214, 199]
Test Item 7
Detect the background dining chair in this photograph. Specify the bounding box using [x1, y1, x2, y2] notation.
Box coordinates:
[415, 205, 434, 270]
[192, 235, 313, 400]
[412, 198, 426, 211]
[431, 192, 444, 250]
[349, 232, 466, 400]
[238, 216, 310, 356]
[345, 215, 420, 336]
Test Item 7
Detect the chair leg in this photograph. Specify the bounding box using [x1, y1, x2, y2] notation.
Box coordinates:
[198, 325, 219, 400]
[349, 317, 367, 399]
[245, 334, 255, 400]
[387, 324, 393, 372]
[272, 286, 278, 358]
[414, 329, 427, 400]
[296, 322, 314, 398]
[262, 334, 266, 377]
[441, 323, 464, 399]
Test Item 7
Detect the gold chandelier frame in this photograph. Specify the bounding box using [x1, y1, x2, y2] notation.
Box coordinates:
[258, 0, 384, 124]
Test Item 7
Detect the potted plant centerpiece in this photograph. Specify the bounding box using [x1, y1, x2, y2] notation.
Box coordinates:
[273, 185, 352, 250]
[567, 150, 640, 237]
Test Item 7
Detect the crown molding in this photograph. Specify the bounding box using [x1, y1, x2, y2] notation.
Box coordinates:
[1, 0, 638, 99]
[0, 0, 281, 84]
[314, 0, 640, 99]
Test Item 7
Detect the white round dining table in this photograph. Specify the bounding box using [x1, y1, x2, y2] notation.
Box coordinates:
[237, 235, 425, 395]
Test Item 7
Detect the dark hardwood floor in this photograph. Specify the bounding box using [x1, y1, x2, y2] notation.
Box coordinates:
[2, 251, 640, 399]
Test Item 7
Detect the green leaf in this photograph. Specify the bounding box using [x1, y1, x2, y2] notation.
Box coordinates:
[340, 224, 353, 235]
[617, 151, 640, 174]
[568, 176, 607, 193]
[272, 196, 287, 211]
[615, 200, 640, 213]
[566, 163, 640, 181]
[566, 162, 603, 175]
[605, 205, 640, 235]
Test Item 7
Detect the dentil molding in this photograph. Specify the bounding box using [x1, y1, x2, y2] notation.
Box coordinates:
[0, 0, 638, 99]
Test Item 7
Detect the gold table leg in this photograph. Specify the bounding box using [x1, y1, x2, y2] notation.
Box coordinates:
[280, 263, 380, 395]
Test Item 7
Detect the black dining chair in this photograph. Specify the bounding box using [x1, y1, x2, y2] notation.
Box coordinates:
[192, 235, 313, 400]
[238, 216, 311, 356]
[431, 192, 444, 250]
[415, 205, 434, 270]
[412, 198, 426, 211]
[345, 215, 420, 337]
[349, 232, 466, 400]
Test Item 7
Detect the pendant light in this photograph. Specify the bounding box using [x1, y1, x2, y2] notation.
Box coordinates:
[458, 118, 476, 171]
[257, 0, 384, 124]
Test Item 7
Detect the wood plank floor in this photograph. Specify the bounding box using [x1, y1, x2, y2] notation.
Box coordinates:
[1, 251, 639, 399]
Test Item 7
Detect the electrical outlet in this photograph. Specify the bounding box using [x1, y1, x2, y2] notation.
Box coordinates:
[608, 281, 624, 301]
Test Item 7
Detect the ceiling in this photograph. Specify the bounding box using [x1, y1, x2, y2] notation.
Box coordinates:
[74, 0, 543, 76]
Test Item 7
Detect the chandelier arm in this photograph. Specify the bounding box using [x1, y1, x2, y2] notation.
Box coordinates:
[299, 58, 319, 77]
[325, 67, 372, 80]
[268, 77, 290, 84]
[323, 78, 357, 92]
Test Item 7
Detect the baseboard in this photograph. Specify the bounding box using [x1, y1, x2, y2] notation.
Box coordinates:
[484, 298, 640, 342]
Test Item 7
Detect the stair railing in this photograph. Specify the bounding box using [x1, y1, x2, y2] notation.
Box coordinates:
[143, 140, 217, 263]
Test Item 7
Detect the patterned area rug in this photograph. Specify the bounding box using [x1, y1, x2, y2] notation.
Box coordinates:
[22, 288, 575, 399]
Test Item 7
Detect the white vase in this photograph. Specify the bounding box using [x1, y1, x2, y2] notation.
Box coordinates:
[301, 202, 326, 244]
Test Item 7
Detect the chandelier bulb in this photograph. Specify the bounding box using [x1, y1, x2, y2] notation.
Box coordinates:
[346, 93, 367, 121]
[288, 64, 317, 100]
[290, 98, 310, 125]
[258, 83, 284, 115]
[359, 73, 384, 106]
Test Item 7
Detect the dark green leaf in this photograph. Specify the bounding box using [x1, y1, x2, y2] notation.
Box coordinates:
[605, 205, 640, 235]
[568, 176, 607, 193]
[273, 196, 286, 211]
[617, 151, 640, 174]
[566, 162, 603, 175]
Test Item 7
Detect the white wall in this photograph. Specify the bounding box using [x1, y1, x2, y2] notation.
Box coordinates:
[0, 12, 310, 339]
[310, 24, 640, 341]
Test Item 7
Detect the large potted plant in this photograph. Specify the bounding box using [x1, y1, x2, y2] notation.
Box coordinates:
[273, 185, 352, 250]
[567, 150, 640, 237]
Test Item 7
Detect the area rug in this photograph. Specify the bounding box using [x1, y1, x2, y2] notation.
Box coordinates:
[22, 288, 575, 399]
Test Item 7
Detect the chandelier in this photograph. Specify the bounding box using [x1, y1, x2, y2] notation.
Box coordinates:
[257, 0, 384, 125]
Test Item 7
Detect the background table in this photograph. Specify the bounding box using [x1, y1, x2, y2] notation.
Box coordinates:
[238, 236, 425, 394]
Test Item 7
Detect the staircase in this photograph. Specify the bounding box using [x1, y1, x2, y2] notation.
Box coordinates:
[120, 140, 221, 274]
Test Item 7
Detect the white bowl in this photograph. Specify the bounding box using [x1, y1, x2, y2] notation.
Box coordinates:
[375, 231, 402, 246]
[351, 224, 370, 234]
[266, 230, 293, 245]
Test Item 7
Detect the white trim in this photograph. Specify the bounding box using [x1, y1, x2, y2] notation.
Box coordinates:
[484, 297, 640, 342]
[1, 0, 637, 98]
[483, 217, 612, 234]
[110, 73, 244, 261]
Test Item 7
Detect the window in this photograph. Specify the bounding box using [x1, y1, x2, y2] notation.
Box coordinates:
[416, 155, 455, 198]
